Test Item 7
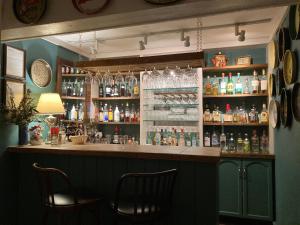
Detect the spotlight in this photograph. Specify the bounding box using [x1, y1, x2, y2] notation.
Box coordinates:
[235, 24, 246, 42]
[139, 35, 148, 50]
[181, 31, 190, 47]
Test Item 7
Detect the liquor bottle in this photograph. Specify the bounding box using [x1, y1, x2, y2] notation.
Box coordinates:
[260, 130, 269, 152]
[99, 80, 104, 97]
[228, 133, 236, 152]
[160, 129, 164, 145]
[113, 79, 119, 97]
[186, 133, 192, 147]
[75, 78, 81, 96]
[212, 106, 221, 122]
[232, 106, 240, 123]
[70, 104, 77, 121]
[62, 79, 68, 96]
[205, 75, 212, 95]
[120, 80, 126, 97]
[249, 105, 258, 123]
[239, 105, 248, 123]
[224, 104, 233, 122]
[211, 130, 220, 147]
[243, 133, 250, 152]
[260, 103, 269, 123]
[212, 75, 219, 95]
[67, 80, 73, 96]
[260, 69, 267, 93]
[99, 103, 104, 122]
[114, 105, 120, 122]
[79, 79, 85, 97]
[130, 104, 136, 122]
[108, 105, 113, 122]
[167, 128, 172, 146]
[244, 78, 250, 94]
[192, 133, 197, 147]
[235, 73, 243, 94]
[171, 128, 178, 146]
[251, 70, 260, 94]
[133, 78, 139, 97]
[75, 104, 79, 120]
[226, 72, 234, 94]
[155, 128, 161, 145]
[204, 104, 212, 122]
[163, 129, 168, 145]
[125, 102, 130, 122]
[220, 73, 227, 95]
[204, 131, 211, 147]
[236, 133, 243, 152]
[78, 103, 84, 121]
[103, 103, 108, 122]
[251, 129, 259, 152]
[147, 131, 153, 145]
[220, 128, 226, 151]
[72, 79, 77, 96]
[120, 104, 125, 122]
[113, 126, 120, 144]
[105, 81, 112, 97]
[179, 129, 185, 147]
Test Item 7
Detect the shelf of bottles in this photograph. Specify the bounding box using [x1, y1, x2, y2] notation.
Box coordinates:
[202, 66, 269, 152]
[141, 67, 201, 147]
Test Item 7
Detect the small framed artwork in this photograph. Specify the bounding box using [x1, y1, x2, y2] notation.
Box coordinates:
[236, 55, 252, 65]
[3, 79, 25, 107]
[3, 44, 26, 80]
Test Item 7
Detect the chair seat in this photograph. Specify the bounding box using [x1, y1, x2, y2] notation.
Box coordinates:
[47, 193, 102, 207]
[110, 201, 162, 216]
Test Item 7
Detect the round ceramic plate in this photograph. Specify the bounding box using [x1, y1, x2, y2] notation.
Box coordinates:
[280, 88, 292, 127]
[145, 0, 179, 4]
[283, 50, 297, 86]
[72, 0, 109, 15]
[267, 40, 278, 70]
[278, 27, 291, 62]
[276, 68, 284, 96]
[13, 0, 47, 24]
[269, 99, 280, 128]
[268, 73, 276, 97]
[291, 82, 300, 122]
[289, 4, 300, 40]
[30, 59, 52, 88]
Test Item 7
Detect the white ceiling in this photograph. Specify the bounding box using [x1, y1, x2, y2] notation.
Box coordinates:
[44, 6, 287, 59]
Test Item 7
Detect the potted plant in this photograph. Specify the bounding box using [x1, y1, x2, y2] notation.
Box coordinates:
[1, 89, 38, 145]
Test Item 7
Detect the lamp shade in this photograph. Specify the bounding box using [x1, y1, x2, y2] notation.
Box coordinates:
[36, 93, 65, 115]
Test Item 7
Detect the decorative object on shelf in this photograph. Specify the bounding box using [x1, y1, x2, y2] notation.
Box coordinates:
[30, 59, 52, 88]
[291, 82, 300, 122]
[72, 0, 109, 15]
[269, 99, 280, 128]
[278, 27, 291, 62]
[267, 40, 278, 70]
[235, 55, 252, 65]
[280, 88, 292, 127]
[211, 52, 228, 67]
[268, 73, 276, 97]
[283, 49, 297, 86]
[13, 0, 47, 24]
[29, 124, 43, 145]
[3, 44, 25, 80]
[144, 0, 179, 4]
[276, 69, 284, 96]
[289, 4, 300, 40]
[70, 135, 88, 145]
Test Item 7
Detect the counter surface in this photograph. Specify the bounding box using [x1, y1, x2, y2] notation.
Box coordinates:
[7, 144, 221, 163]
[221, 151, 275, 159]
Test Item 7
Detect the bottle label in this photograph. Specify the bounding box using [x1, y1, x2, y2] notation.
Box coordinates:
[252, 80, 259, 90]
[133, 86, 139, 95]
[204, 137, 211, 147]
[99, 112, 104, 122]
[261, 112, 268, 123]
[261, 80, 267, 91]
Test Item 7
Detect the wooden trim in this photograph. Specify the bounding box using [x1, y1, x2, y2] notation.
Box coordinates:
[221, 152, 275, 160]
[203, 93, 268, 98]
[61, 96, 86, 100]
[93, 96, 140, 101]
[203, 122, 269, 126]
[203, 64, 268, 72]
[97, 122, 140, 125]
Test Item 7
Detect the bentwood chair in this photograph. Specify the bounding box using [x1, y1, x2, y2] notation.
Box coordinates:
[110, 169, 178, 225]
[32, 162, 103, 225]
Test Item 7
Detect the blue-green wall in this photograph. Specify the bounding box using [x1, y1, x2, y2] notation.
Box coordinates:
[0, 38, 86, 225]
[273, 7, 300, 225]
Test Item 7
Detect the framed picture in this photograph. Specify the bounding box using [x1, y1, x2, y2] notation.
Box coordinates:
[3, 79, 25, 107]
[3, 44, 26, 80]
[236, 55, 252, 65]
[72, 0, 109, 15]
[13, 0, 47, 24]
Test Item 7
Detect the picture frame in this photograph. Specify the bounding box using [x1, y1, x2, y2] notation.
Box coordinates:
[13, 0, 47, 24]
[3, 44, 26, 80]
[2, 78, 25, 107]
[235, 55, 252, 65]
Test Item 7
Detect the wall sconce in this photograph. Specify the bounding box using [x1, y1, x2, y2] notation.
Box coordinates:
[139, 35, 148, 50]
[235, 24, 246, 42]
[181, 31, 190, 47]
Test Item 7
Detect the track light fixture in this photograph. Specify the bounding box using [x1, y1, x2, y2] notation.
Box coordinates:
[181, 30, 190, 47]
[235, 24, 246, 42]
[139, 35, 148, 50]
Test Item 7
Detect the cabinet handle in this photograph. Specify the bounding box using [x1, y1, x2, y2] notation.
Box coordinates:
[243, 168, 247, 179]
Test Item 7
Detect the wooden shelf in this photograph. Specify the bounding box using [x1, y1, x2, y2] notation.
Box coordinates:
[61, 96, 85, 100]
[203, 64, 268, 72]
[61, 120, 83, 123]
[93, 96, 140, 101]
[62, 73, 87, 77]
[203, 93, 268, 98]
[203, 122, 269, 126]
[97, 122, 140, 125]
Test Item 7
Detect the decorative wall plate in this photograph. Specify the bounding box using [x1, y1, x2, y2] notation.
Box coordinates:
[13, 0, 47, 24]
[291, 82, 300, 122]
[278, 27, 290, 62]
[283, 50, 297, 86]
[268, 73, 276, 97]
[269, 99, 280, 128]
[267, 40, 278, 70]
[280, 88, 292, 127]
[289, 4, 300, 40]
[72, 0, 109, 15]
[276, 68, 284, 96]
[145, 0, 179, 4]
[30, 59, 52, 88]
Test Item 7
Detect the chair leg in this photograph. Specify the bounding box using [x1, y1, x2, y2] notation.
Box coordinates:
[41, 210, 49, 225]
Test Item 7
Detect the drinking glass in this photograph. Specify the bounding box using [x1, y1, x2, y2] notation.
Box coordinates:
[142, 69, 150, 89]
[162, 67, 171, 88]
[151, 67, 161, 89]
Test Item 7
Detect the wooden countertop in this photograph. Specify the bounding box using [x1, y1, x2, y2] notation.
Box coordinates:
[221, 151, 275, 160]
[7, 144, 220, 163]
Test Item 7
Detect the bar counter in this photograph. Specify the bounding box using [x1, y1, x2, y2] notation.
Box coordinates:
[7, 143, 220, 162]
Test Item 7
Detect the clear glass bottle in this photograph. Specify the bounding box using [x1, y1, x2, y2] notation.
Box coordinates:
[220, 73, 227, 95]
[99, 80, 104, 97]
[105, 80, 112, 97]
[236, 133, 244, 152]
[211, 129, 220, 147]
[220, 127, 226, 151]
[251, 70, 260, 94]
[78, 103, 84, 121]
[212, 75, 219, 96]
[251, 129, 259, 153]
[99, 102, 104, 122]
[70, 104, 77, 121]
[260, 103, 269, 123]
[114, 105, 120, 122]
[243, 133, 250, 152]
[125, 102, 130, 122]
[244, 78, 250, 94]
[133, 78, 139, 97]
[130, 104, 136, 122]
[191, 133, 197, 147]
[154, 128, 161, 145]
[205, 75, 212, 95]
[204, 104, 212, 122]
[260, 69, 267, 93]
[79, 79, 85, 97]
[113, 79, 119, 97]
[224, 104, 233, 122]
[212, 105, 221, 122]
[233, 106, 240, 123]
[179, 128, 185, 147]
[120, 80, 126, 97]
[62, 79, 68, 96]
[103, 103, 109, 122]
[249, 105, 258, 123]
[120, 104, 125, 122]
[260, 130, 269, 153]
[186, 132, 192, 147]
[228, 133, 236, 152]
[235, 73, 243, 94]
[204, 131, 211, 147]
[226, 72, 234, 95]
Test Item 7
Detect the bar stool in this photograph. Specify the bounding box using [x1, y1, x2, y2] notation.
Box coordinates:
[110, 169, 178, 225]
[32, 162, 103, 225]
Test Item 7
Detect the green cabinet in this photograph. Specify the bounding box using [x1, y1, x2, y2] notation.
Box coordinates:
[219, 158, 273, 221]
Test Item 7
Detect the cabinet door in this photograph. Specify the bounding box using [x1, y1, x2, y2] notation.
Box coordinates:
[242, 160, 273, 220]
[219, 159, 243, 217]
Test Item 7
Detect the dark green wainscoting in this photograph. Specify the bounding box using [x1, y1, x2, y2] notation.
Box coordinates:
[12, 153, 218, 225]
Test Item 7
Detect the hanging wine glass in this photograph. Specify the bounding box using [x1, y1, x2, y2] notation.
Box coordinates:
[151, 67, 161, 89]
[142, 69, 150, 89]
[174, 66, 183, 88]
[162, 66, 171, 88]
